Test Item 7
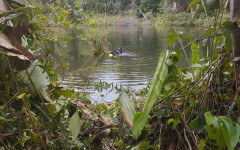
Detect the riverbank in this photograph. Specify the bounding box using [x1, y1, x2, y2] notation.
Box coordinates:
[91, 14, 148, 26]
[91, 12, 229, 27]
[154, 12, 229, 26]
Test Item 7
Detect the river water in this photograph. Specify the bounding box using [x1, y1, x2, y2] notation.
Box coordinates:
[56, 25, 205, 103]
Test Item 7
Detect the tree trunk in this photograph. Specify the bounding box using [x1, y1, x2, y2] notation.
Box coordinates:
[232, 23, 240, 64]
[226, 0, 240, 63]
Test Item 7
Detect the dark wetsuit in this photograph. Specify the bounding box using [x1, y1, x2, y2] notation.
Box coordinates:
[110, 48, 123, 56]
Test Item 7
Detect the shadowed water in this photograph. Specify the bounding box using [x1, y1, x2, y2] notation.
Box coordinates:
[56, 25, 205, 103]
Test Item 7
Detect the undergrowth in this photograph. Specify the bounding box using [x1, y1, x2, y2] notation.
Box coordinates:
[1, 0, 240, 150]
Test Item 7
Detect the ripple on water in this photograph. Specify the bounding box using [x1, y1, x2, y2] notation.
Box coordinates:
[58, 26, 174, 102]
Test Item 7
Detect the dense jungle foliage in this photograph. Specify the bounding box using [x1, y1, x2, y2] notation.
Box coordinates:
[1, 0, 240, 149]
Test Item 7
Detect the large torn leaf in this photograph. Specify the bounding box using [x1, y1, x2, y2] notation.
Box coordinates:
[0, 0, 36, 70]
[21, 61, 51, 101]
[132, 50, 169, 140]
[0, 33, 26, 58]
[0, 0, 13, 26]
[119, 92, 136, 127]
[69, 110, 83, 140]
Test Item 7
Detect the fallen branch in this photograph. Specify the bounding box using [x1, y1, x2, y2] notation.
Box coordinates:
[74, 101, 118, 126]
[132, 3, 149, 24]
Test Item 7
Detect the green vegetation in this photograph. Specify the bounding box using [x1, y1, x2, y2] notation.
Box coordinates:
[1, 0, 240, 149]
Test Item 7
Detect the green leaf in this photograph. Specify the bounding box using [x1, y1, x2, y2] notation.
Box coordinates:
[191, 43, 199, 64]
[153, 109, 164, 120]
[167, 30, 178, 47]
[45, 103, 57, 116]
[204, 112, 240, 150]
[115, 139, 127, 147]
[223, 29, 232, 53]
[189, 117, 206, 133]
[202, 38, 208, 46]
[187, 0, 201, 12]
[131, 141, 152, 150]
[199, 139, 206, 150]
[174, 48, 181, 61]
[21, 61, 51, 101]
[204, 111, 212, 125]
[17, 93, 26, 99]
[0, 22, 7, 32]
[13, 16, 19, 27]
[69, 110, 83, 140]
[118, 92, 136, 127]
[0, 116, 6, 120]
[228, 102, 235, 116]
[0, 105, 6, 109]
[191, 64, 201, 68]
[99, 103, 106, 110]
[6, 14, 19, 20]
[132, 50, 168, 140]
[20, 15, 24, 27]
[204, 28, 215, 38]
[223, 21, 235, 31]
[167, 118, 174, 125]
[40, 14, 47, 20]
[54, 89, 73, 97]
[219, 116, 240, 150]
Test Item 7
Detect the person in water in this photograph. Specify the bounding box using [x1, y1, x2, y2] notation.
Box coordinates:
[109, 48, 123, 57]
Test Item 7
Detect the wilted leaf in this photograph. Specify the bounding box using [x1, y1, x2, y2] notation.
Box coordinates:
[119, 92, 136, 127]
[92, 129, 111, 143]
[69, 110, 83, 140]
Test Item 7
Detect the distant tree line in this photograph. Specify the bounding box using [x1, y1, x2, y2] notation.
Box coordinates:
[79, 0, 191, 16]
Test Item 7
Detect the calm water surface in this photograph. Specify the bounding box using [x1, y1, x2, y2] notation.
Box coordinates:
[57, 25, 204, 103]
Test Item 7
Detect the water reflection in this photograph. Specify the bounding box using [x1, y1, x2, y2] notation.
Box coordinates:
[56, 25, 204, 103]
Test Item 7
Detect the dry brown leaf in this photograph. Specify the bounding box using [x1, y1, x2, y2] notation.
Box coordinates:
[75, 101, 118, 126]
[0, 0, 36, 70]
